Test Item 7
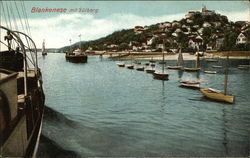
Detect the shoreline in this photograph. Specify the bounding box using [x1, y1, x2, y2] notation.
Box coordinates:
[95, 51, 250, 60]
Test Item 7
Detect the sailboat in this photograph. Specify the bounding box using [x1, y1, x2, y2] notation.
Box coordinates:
[126, 52, 134, 69]
[42, 39, 47, 56]
[167, 48, 184, 70]
[184, 51, 201, 71]
[153, 44, 169, 80]
[200, 52, 234, 104]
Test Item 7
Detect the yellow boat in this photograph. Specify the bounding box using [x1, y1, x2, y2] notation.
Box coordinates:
[184, 67, 200, 71]
[200, 88, 234, 104]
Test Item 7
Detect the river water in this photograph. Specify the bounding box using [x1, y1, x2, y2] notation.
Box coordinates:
[37, 53, 250, 157]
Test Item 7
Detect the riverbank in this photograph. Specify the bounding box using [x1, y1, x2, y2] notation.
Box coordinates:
[95, 51, 250, 60]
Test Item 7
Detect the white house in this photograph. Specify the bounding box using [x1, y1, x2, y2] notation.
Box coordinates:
[236, 32, 247, 44]
[203, 22, 211, 28]
[134, 26, 144, 34]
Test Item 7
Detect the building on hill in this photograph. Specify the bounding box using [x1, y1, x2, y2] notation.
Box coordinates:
[201, 6, 215, 16]
[236, 32, 248, 44]
[188, 36, 203, 52]
[203, 22, 212, 28]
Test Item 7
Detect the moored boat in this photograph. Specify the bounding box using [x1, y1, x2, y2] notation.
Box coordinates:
[145, 69, 155, 73]
[116, 62, 125, 67]
[126, 64, 134, 69]
[136, 67, 144, 71]
[212, 65, 223, 68]
[65, 48, 88, 63]
[167, 48, 184, 70]
[200, 88, 234, 104]
[200, 52, 234, 104]
[153, 71, 169, 80]
[180, 82, 200, 89]
[204, 70, 217, 74]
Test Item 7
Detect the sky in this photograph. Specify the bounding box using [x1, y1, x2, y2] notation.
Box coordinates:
[1, 1, 249, 48]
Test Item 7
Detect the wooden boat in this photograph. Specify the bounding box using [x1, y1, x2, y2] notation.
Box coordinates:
[136, 67, 144, 71]
[149, 58, 156, 63]
[153, 45, 169, 80]
[116, 62, 125, 67]
[238, 65, 250, 70]
[145, 69, 155, 73]
[200, 52, 234, 104]
[204, 70, 217, 74]
[42, 39, 47, 56]
[212, 65, 223, 68]
[126, 64, 134, 69]
[153, 71, 169, 80]
[145, 63, 150, 66]
[167, 48, 184, 70]
[206, 59, 218, 62]
[180, 82, 200, 89]
[167, 65, 182, 70]
[184, 50, 200, 72]
[0, 26, 45, 157]
[200, 88, 234, 104]
[184, 67, 200, 71]
[150, 63, 156, 67]
[180, 80, 200, 84]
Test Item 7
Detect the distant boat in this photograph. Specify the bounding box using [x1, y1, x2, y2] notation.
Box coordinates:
[238, 65, 250, 70]
[204, 70, 217, 74]
[65, 48, 88, 63]
[153, 46, 169, 80]
[145, 69, 155, 73]
[212, 65, 223, 68]
[65, 37, 88, 63]
[184, 51, 201, 72]
[167, 48, 184, 70]
[180, 82, 200, 89]
[126, 53, 134, 69]
[116, 62, 125, 67]
[206, 59, 218, 62]
[42, 39, 47, 56]
[145, 63, 150, 66]
[136, 66, 144, 71]
[126, 64, 134, 69]
[200, 52, 234, 104]
[149, 57, 156, 63]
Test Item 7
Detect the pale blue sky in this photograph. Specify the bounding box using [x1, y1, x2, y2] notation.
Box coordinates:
[2, 1, 249, 48]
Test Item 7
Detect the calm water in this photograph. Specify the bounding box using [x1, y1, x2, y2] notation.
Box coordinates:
[38, 53, 250, 157]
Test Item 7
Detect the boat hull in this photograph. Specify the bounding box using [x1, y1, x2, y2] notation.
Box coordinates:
[126, 65, 134, 69]
[153, 72, 169, 80]
[116, 63, 125, 67]
[200, 88, 234, 104]
[136, 67, 144, 71]
[204, 71, 217, 74]
[145, 69, 155, 73]
[184, 67, 200, 72]
[65, 55, 88, 63]
[180, 83, 200, 89]
[167, 66, 182, 70]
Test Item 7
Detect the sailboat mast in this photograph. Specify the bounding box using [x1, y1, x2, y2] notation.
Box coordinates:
[224, 51, 229, 95]
[79, 34, 81, 50]
[162, 39, 165, 73]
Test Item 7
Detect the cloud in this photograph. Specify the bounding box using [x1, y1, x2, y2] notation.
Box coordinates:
[2, 9, 249, 48]
[24, 13, 184, 48]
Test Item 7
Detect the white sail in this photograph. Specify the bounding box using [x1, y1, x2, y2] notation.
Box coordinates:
[42, 39, 46, 55]
[178, 48, 184, 68]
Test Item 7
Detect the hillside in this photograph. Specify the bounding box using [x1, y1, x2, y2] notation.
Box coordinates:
[60, 7, 250, 53]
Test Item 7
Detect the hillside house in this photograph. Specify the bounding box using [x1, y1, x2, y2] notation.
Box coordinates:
[203, 22, 211, 28]
[188, 36, 203, 51]
[236, 32, 248, 44]
[215, 38, 224, 50]
[107, 44, 118, 48]
[212, 22, 221, 27]
[187, 19, 194, 24]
